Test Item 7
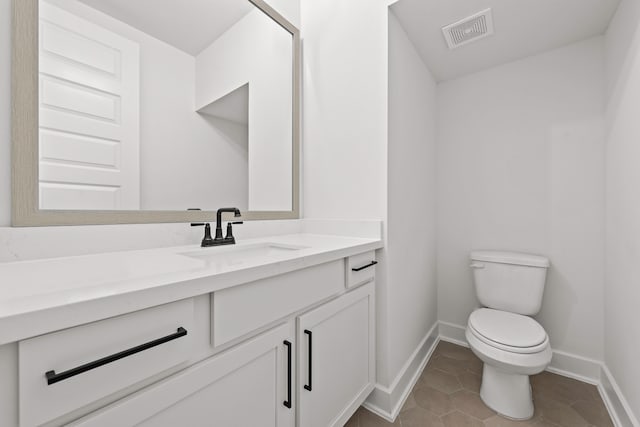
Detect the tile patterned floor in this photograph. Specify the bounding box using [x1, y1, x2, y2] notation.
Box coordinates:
[345, 341, 614, 427]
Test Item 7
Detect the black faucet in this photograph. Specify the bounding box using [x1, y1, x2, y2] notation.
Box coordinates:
[212, 207, 243, 245]
[191, 207, 243, 247]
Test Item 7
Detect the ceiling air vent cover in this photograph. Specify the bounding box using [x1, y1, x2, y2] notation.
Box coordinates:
[442, 8, 494, 50]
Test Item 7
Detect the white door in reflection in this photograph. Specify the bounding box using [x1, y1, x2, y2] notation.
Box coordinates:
[39, 2, 140, 210]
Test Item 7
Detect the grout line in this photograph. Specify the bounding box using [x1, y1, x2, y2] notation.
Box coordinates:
[367, 338, 619, 427]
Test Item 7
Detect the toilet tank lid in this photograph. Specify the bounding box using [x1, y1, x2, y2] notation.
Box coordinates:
[470, 251, 550, 268]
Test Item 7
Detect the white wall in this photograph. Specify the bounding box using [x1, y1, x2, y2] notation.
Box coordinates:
[301, 0, 389, 221]
[605, 0, 640, 103]
[604, 0, 640, 420]
[302, 0, 394, 390]
[301, 0, 437, 402]
[387, 11, 438, 382]
[437, 38, 606, 361]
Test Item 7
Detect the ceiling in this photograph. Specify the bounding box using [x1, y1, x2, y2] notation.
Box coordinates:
[78, 0, 254, 56]
[391, 0, 621, 82]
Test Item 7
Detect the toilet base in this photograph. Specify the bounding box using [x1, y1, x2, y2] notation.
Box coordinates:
[480, 363, 534, 420]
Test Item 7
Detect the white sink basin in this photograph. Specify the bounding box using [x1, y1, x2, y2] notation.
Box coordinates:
[179, 243, 308, 265]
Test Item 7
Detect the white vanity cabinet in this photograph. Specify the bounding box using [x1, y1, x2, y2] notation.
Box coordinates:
[70, 280, 375, 427]
[3, 244, 379, 427]
[70, 322, 296, 427]
[297, 282, 376, 427]
[19, 299, 196, 427]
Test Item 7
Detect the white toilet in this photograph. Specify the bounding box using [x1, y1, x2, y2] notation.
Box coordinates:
[465, 251, 552, 420]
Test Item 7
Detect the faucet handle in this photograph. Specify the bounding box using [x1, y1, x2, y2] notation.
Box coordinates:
[225, 221, 243, 242]
[201, 223, 215, 247]
[188, 208, 205, 227]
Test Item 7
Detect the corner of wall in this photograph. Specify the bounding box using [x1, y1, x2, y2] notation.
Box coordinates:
[364, 322, 439, 421]
[600, 365, 640, 427]
[438, 321, 639, 427]
[605, 4, 640, 130]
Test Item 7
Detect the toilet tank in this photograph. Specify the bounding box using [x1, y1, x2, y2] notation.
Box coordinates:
[470, 251, 550, 316]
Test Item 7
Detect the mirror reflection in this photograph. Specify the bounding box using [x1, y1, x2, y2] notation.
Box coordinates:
[38, 0, 293, 212]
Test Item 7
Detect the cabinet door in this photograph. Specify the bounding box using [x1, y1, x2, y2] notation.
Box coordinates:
[297, 282, 375, 427]
[70, 322, 295, 427]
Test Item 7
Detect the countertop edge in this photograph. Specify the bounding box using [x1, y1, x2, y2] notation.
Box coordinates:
[0, 237, 382, 345]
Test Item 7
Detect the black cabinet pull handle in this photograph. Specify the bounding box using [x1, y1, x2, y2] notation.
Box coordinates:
[352, 261, 378, 272]
[45, 327, 188, 386]
[304, 329, 312, 391]
[283, 340, 292, 409]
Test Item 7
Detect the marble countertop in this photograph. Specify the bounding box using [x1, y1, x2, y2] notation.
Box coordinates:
[0, 233, 382, 345]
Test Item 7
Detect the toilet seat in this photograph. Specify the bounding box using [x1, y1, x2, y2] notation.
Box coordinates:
[468, 309, 548, 354]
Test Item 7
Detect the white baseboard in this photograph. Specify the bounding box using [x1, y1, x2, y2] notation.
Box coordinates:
[363, 322, 439, 421]
[361, 320, 637, 427]
[438, 321, 467, 346]
[546, 349, 601, 384]
[438, 321, 602, 382]
[437, 321, 639, 427]
[600, 365, 640, 427]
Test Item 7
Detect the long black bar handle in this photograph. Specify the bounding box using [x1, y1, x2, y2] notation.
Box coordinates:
[283, 340, 292, 409]
[351, 261, 378, 272]
[304, 329, 312, 391]
[45, 327, 188, 386]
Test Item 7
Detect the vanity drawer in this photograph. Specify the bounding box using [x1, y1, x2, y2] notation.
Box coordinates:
[212, 260, 344, 347]
[19, 299, 195, 427]
[345, 251, 377, 288]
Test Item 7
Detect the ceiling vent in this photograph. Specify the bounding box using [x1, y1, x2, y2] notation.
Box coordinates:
[442, 8, 494, 50]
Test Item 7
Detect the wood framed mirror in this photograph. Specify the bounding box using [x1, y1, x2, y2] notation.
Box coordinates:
[11, 0, 300, 226]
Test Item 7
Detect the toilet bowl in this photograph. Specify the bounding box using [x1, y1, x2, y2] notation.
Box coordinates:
[466, 308, 552, 419]
[467, 251, 551, 420]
